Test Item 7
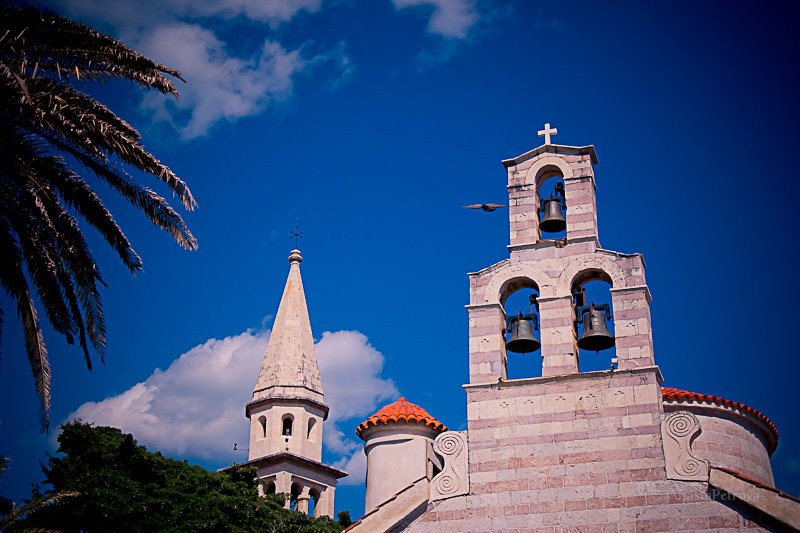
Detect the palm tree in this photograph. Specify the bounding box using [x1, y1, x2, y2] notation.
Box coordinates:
[0, 6, 197, 431]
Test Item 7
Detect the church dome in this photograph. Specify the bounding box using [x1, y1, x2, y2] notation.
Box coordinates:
[356, 397, 447, 439]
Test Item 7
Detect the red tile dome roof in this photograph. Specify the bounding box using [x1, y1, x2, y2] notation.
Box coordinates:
[662, 387, 778, 452]
[356, 397, 447, 439]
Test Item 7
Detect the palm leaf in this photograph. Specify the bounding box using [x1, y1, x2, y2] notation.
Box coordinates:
[0, 5, 197, 430]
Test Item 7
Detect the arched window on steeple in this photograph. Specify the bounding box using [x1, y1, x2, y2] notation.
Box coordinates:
[307, 418, 316, 441]
[258, 415, 267, 439]
[282, 415, 294, 437]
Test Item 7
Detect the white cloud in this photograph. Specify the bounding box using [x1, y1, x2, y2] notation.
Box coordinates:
[166, 0, 323, 25]
[68, 330, 266, 461]
[55, 0, 323, 30]
[392, 0, 479, 39]
[334, 447, 368, 486]
[136, 24, 307, 139]
[65, 328, 397, 475]
[53, 0, 348, 139]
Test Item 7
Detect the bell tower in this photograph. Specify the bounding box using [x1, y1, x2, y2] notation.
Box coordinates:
[237, 249, 347, 517]
[467, 124, 654, 381]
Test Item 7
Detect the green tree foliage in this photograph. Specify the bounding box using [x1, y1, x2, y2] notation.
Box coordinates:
[8, 422, 346, 532]
[0, 5, 197, 431]
[336, 511, 352, 528]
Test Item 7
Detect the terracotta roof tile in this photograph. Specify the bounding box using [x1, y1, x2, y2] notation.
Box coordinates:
[356, 397, 447, 439]
[662, 387, 778, 451]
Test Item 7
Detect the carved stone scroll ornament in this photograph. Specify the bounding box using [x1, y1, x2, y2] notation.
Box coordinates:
[430, 431, 469, 500]
[661, 410, 709, 481]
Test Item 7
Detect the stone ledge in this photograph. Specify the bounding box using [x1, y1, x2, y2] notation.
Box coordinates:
[462, 365, 664, 392]
[609, 284, 653, 303]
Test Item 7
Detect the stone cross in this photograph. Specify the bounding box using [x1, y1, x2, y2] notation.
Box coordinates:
[538, 122, 558, 145]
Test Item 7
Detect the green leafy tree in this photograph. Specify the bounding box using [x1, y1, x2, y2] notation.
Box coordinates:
[336, 511, 352, 528]
[0, 5, 197, 431]
[9, 422, 346, 532]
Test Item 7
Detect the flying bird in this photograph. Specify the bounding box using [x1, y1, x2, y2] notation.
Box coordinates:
[462, 203, 507, 212]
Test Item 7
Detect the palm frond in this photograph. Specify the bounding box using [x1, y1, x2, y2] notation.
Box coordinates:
[0, 215, 51, 431]
[27, 126, 197, 251]
[0, 490, 80, 528]
[0, 4, 197, 431]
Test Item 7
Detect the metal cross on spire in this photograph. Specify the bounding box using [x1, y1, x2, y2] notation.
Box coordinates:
[538, 122, 558, 145]
[290, 220, 303, 248]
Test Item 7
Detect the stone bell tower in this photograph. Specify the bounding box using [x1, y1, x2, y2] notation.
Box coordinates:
[234, 249, 346, 517]
[468, 124, 653, 380]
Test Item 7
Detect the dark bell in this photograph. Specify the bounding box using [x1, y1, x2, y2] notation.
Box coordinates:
[577, 305, 615, 351]
[506, 316, 541, 354]
[539, 198, 567, 233]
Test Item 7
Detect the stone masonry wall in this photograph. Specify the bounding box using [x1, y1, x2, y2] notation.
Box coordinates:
[404, 368, 769, 532]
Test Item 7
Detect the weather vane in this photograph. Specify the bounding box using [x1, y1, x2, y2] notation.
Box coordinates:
[290, 220, 303, 248]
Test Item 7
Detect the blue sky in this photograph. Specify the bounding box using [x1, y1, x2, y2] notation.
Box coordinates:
[2, 0, 799, 518]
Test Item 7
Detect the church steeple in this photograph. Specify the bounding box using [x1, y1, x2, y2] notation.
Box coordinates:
[252, 249, 323, 403]
[239, 248, 346, 518]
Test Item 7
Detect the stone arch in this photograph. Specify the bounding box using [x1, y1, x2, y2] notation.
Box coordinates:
[524, 156, 574, 191]
[556, 254, 628, 297]
[499, 277, 540, 307]
[258, 415, 267, 439]
[483, 263, 554, 305]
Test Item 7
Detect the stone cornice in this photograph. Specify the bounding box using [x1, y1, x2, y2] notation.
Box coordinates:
[463, 365, 664, 392]
[502, 144, 598, 169]
[246, 394, 329, 420]
[219, 451, 348, 479]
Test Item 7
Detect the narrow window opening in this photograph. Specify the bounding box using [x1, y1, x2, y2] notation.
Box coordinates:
[282, 415, 293, 436]
[307, 418, 316, 441]
[289, 483, 300, 511]
[308, 489, 320, 517]
[258, 415, 267, 439]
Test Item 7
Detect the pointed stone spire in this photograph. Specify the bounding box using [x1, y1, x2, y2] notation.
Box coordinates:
[253, 249, 323, 403]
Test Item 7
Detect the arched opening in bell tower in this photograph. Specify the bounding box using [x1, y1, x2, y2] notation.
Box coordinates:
[258, 415, 267, 439]
[500, 277, 542, 379]
[571, 272, 617, 373]
[289, 483, 300, 511]
[308, 488, 320, 517]
[536, 171, 567, 240]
